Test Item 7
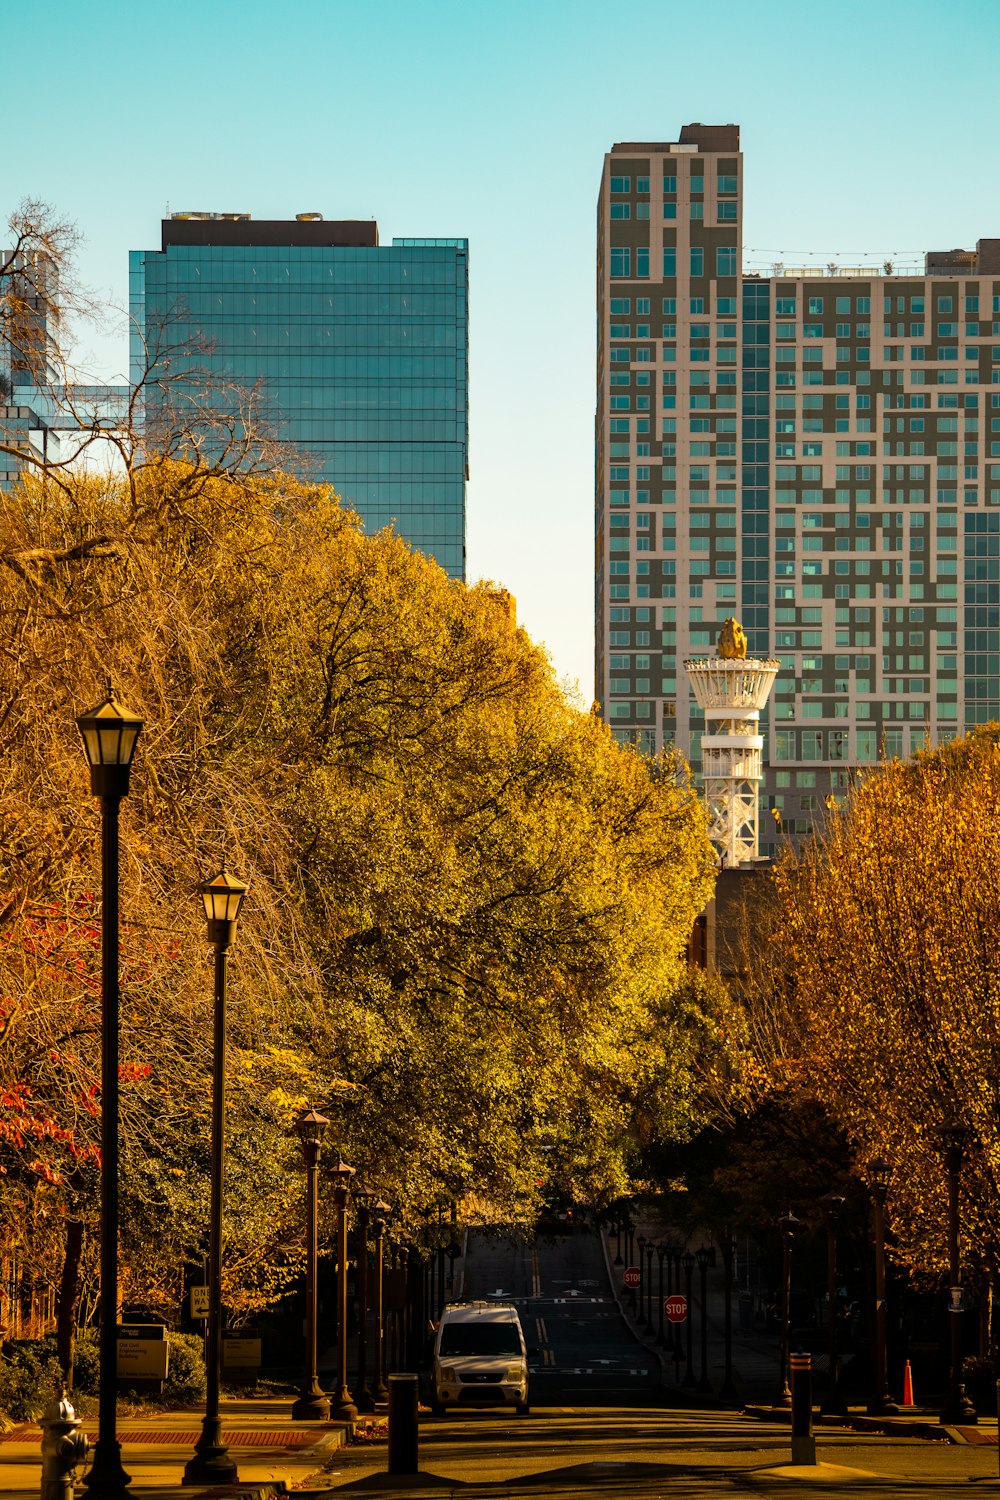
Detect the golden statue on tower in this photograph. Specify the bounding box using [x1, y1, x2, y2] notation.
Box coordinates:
[717, 617, 748, 659]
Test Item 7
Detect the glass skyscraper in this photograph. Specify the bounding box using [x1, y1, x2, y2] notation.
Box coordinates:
[130, 214, 468, 578]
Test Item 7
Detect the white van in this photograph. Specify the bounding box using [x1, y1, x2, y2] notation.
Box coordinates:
[431, 1301, 530, 1415]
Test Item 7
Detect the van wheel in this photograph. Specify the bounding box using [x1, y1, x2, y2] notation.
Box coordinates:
[516, 1402, 530, 1416]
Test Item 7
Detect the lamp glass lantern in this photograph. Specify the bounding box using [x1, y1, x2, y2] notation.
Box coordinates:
[869, 1157, 891, 1193]
[294, 1109, 329, 1156]
[200, 867, 248, 931]
[332, 1160, 356, 1193]
[76, 687, 144, 796]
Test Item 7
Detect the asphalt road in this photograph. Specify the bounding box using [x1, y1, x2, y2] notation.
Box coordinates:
[313, 1224, 1000, 1498]
[461, 1221, 660, 1408]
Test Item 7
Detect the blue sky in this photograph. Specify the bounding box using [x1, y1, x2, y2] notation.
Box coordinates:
[8, 0, 1000, 697]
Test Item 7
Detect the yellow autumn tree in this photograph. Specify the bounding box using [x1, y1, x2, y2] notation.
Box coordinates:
[776, 728, 1000, 1279]
[0, 459, 718, 1361]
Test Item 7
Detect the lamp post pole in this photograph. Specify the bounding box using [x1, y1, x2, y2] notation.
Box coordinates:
[613, 1214, 623, 1267]
[645, 1240, 655, 1327]
[719, 1231, 738, 1400]
[866, 1159, 899, 1416]
[682, 1252, 697, 1387]
[818, 1191, 847, 1418]
[776, 1211, 800, 1409]
[373, 1204, 391, 1400]
[937, 1121, 977, 1424]
[696, 1246, 712, 1394]
[655, 1245, 666, 1348]
[354, 1185, 377, 1413]
[663, 1244, 678, 1355]
[185, 867, 249, 1483]
[77, 685, 143, 1500]
[637, 1236, 647, 1325]
[291, 1110, 330, 1421]
[331, 1163, 358, 1422]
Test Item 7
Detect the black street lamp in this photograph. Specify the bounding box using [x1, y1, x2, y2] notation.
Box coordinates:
[77, 684, 143, 1500]
[331, 1160, 358, 1422]
[696, 1246, 712, 1394]
[937, 1121, 977, 1424]
[353, 1184, 377, 1413]
[663, 1243, 679, 1355]
[866, 1159, 899, 1417]
[682, 1251, 697, 1387]
[655, 1244, 666, 1348]
[613, 1213, 623, 1267]
[290, 1109, 330, 1421]
[818, 1191, 847, 1418]
[776, 1211, 800, 1409]
[185, 865, 249, 1484]
[637, 1236, 648, 1325]
[645, 1239, 655, 1327]
[373, 1202, 391, 1399]
[718, 1230, 738, 1400]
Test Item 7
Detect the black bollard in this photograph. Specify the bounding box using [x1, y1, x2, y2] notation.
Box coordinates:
[387, 1373, 419, 1475]
[790, 1352, 816, 1466]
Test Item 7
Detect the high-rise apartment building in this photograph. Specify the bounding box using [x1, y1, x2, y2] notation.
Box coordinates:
[596, 124, 1000, 849]
[131, 214, 469, 578]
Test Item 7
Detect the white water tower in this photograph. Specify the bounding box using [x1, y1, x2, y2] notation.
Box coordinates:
[685, 619, 780, 866]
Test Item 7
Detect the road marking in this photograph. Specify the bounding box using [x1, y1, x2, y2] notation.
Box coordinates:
[531, 1243, 541, 1298]
[535, 1316, 547, 1344]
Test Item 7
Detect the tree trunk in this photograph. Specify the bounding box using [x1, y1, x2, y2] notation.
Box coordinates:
[56, 1218, 85, 1389]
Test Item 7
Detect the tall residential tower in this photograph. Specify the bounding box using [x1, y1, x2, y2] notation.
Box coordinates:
[596, 124, 1000, 848]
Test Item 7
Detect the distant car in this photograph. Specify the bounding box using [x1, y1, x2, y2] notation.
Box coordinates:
[536, 1197, 575, 1234]
[431, 1301, 530, 1415]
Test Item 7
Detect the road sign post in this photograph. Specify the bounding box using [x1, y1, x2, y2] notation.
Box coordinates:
[665, 1293, 688, 1324]
[623, 1266, 642, 1290]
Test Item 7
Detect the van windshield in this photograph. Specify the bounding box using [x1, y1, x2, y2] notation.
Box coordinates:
[439, 1322, 522, 1357]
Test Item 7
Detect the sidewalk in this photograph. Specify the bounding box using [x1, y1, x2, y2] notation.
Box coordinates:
[0, 1395, 357, 1500]
[599, 1217, 1000, 1448]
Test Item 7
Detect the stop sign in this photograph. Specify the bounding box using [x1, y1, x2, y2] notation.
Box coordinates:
[623, 1265, 642, 1288]
[665, 1293, 688, 1323]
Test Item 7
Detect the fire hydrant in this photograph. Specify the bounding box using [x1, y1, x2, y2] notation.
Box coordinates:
[40, 1390, 89, 1500]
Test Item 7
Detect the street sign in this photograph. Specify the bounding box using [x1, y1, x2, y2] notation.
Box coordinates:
[117, 1325, 169, 1380]
[623, 1265, 642, 1289]
[190, 1286, 209, 1319]
[665, 1293, 688, 1323]
[223, 1334, 262, 1370]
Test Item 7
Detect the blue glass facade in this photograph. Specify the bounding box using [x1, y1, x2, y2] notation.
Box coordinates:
[129, 223, 468, 578]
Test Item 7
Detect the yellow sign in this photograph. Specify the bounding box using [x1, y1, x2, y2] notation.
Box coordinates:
[190, 1286, 210, 1319]
[117, 1335, 169, 1380]
[223, 1336, 262, 1368]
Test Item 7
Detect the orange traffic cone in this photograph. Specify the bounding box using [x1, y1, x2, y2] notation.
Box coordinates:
[903, 1359, 915, 1407]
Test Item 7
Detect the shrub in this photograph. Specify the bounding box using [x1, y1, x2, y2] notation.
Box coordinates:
[161, 1332, 206, 1407]
[0, 1339, 64, 1422]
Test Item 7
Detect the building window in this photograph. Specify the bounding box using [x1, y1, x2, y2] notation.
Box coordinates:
[717, 247, 737, 277]
[611, 247, 631, 278]
[610, 203, 631, 220]
[610, 176, 631, 193]
[663, 248, 676, 277]
[690, 247, 704, 278]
